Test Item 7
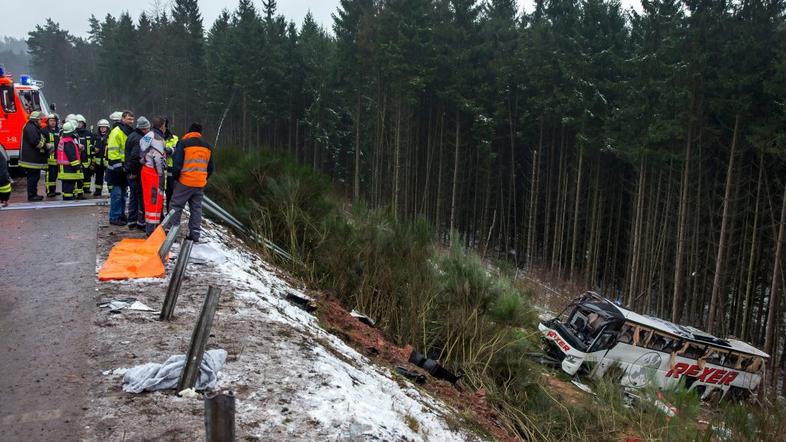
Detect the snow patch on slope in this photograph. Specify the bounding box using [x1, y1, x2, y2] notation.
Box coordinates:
[194, 221, 474, 441]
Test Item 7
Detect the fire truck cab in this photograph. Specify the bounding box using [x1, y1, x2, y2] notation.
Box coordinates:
[0, 66, 54, 168]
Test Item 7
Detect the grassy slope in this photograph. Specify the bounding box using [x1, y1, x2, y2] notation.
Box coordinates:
[208, 146, 784, 441]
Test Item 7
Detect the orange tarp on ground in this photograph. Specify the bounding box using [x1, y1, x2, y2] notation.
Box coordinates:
[98, 226, 168, 281]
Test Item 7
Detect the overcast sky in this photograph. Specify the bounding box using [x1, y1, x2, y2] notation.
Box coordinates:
[4, 0, 643, 40]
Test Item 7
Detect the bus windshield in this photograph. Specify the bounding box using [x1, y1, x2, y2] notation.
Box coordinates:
[562, 300, 621, 348]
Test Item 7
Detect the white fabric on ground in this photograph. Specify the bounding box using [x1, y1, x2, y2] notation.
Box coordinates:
[122, 349, 227, 393]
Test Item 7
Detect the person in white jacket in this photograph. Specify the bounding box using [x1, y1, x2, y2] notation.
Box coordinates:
[139, 118, 168, 236]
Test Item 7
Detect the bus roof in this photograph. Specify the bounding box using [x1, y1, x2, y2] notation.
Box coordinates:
[583, 293, 769, 359]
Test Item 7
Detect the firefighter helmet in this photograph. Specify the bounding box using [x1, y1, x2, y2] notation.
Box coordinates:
[109, 111, 122, 122]
[97, 119, 110, 128]
[62, 121, 76, 134]
[76, 114, 87, 123]
[47, 113, 59, 121]
[29, 111, 41, 120]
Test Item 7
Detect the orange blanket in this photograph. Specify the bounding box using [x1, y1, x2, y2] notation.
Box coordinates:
[98, 226, 168, 281]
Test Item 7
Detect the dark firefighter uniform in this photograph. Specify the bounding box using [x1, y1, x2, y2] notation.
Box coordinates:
[57, 122, 84, 200]
[0, 146, 11, 206]
[77, 125, 96, 195]
[19, 113, 46, 201]
[92, 120, 110, 196]
[43, 117, 60, 196]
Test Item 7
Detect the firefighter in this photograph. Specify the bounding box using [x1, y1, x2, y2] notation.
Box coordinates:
[57, 122, 84, 201]
[76, 114, 95, 196]
[163, 118, 179, 212]
[170, 123, 214, 242]
[43, 113, 61, 197]
[92, 119, 110, 196]
[0, 144, 11, 207]
[104, 111, 123, 194]
[19, 111, 46, 201]
[140, 120, 167, 235]
[107, 110, 134, 226]
[124, 116, 150, 231]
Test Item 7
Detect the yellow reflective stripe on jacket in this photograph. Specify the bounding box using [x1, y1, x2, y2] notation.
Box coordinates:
[0, 183, 11, 193]
[19, 161, 47, 170]
[58, 169, 84, 180]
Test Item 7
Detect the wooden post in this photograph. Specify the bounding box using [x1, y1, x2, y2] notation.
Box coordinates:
[204, 391, 235, 442]
[160, 238, 194, 321]
[178, 286, 221, 391]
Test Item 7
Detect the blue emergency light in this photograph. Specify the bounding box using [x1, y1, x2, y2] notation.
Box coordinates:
[19, 75, 32, 85]
[0, 65, 5, 76]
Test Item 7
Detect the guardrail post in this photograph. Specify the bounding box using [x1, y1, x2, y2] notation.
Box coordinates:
[177, 285, 221, 391]
[158, 222, 181, 260]
[205, 391, 235, 442]
[160, 209, 176, 231]
[160, 237, 194, 321]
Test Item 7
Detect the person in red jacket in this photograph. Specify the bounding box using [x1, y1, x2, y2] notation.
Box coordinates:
[57, 122, 84, 201]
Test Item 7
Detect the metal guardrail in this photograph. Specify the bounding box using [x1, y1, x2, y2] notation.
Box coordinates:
[205, 391, 236, 442]
[0, 198, 109, 211]
[160, 238, 194, 321]
[177, 285, 221, 392]
[202, 196, 295, 263]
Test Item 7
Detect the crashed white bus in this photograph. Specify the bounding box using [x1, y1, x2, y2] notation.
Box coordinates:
[539, 292, 768, 401]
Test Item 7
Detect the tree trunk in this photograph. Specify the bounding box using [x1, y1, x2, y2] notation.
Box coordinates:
[449, 107, 460, 239]
[354, 93, 361, 202]
[570, 147, 584, 279]
[741, 151, 764, 341]
[763, 178, 786, 372]
[526, 121, 542, 268]
[671, 93, 697, 323]
[708, 115, 740, 333]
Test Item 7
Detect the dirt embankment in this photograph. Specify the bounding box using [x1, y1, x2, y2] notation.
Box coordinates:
[85, 211, 487, 441]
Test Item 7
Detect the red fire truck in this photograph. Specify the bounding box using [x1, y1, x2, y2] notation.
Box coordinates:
[0, 66, 54, 169]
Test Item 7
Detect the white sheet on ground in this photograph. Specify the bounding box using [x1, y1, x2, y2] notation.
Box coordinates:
[122, 349, 227, 393]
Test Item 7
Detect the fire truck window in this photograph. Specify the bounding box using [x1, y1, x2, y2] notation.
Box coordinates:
[18, 90, 41, 113]
[1, 85, 16, 113]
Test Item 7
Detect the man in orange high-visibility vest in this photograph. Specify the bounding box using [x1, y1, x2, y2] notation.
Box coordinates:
[169, 123, 214, 242]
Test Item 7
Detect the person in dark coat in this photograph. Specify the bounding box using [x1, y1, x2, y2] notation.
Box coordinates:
[19, 111, 46, 201]
[0, 145, 11, 207]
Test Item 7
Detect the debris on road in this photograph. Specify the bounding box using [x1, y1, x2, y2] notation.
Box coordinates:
[122, 349, 227, 393]
[570, 379, 596, 396]
[395, 366, 427, 385]
[98, 298, 155, 313]
[350, 309, 375, 327]
[284, 292, 317, 313]
[409, 350, 462, 384]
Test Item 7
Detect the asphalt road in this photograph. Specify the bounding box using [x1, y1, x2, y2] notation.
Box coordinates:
[0, 205, 98, 441]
